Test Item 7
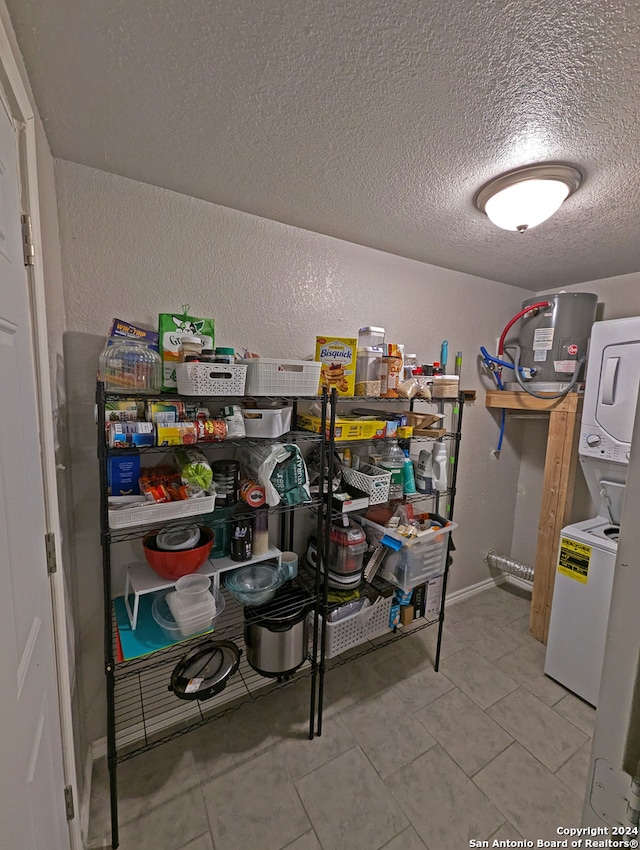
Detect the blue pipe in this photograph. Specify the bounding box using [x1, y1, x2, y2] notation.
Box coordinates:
[483, 349, 506, 454]
[480, 346, 522, 372]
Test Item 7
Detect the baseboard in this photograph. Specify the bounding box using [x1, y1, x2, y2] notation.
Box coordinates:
[445, 574, 506, 607]
[80, 743, 96, 849]
[503, 574, 534, 592]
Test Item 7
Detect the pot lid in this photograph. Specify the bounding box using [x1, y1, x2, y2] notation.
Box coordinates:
[244, 587, 312, 627]
[169, 640, 240, 701]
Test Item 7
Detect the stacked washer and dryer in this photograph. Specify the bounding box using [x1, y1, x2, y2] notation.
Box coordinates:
[544, 316, 640, 707]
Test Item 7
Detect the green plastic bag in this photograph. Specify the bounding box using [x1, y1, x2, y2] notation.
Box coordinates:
[158, 306, 215, 391]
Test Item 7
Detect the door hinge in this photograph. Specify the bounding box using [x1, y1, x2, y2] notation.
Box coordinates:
[64, 785, 75, 821]
[589, 759, 640, 827]
[45, 532, 57, 574]
[21, 213, 35, 266]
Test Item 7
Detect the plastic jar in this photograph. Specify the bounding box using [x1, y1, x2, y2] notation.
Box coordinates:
[358, 326, 385, 349]
[99, 338, 162, 394]
[214, 347, 235, 364]
[403, 353, 417, 380]
[211, 459, 240, 507]
[380, 354, 403, 397]
[355, 347, 382, 396]
[178, 335, 203, 362]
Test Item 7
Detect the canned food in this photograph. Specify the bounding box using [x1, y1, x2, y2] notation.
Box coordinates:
[155, 422, 198, 446]
[107, 421, 155, 448]
[195, 419, 227, 442]
[211, 459, 240, 507]
[239, 478, 266, 507]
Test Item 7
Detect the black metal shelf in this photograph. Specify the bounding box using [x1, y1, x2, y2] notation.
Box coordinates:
[107, 497, 323, 544]
[98, 381, 329, 848]
[111, 587, 317, 762]
[98, 381, 464, 848]
[104, 430, 323, 456]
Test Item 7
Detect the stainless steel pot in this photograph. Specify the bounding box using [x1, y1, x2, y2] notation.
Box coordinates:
[244, 587, 312, 678]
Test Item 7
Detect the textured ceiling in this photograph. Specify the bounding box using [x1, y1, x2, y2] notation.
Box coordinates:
[7, 0, 640, 290]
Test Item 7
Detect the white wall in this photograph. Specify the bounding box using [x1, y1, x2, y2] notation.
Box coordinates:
[54, 159, 531, 745]
[510, 276, 640, 566]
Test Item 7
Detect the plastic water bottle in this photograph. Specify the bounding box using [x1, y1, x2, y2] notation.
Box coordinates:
[431, 443, 448, 493]
[381, 440, 405, 500]
[415, 449, 434, 495]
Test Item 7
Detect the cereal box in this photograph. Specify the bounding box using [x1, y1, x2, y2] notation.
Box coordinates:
[315, 336, 357, 397]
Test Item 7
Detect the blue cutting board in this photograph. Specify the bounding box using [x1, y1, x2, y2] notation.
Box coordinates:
[113, 594, 213, 661]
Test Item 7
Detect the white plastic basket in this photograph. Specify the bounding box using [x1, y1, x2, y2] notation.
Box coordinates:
[107, 494, 216, 530]
[175, 363, 247, 396]
[238, 358, 322, 396]
[318, 595, 394, 658]
[342, 463, 391, 505]
[242, 406, 293, 438]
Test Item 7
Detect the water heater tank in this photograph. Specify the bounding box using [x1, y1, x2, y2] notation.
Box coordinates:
[505, 292, 598, 392]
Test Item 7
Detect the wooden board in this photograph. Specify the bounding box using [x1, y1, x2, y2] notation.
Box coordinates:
[529, 407, 581, 642]
[486, 390, 582, 413]
[485, 390, 584, 643]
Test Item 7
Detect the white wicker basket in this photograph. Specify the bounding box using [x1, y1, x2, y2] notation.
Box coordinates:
[175, 363, 247, 396]
[342, 463, 391, 505]
[238, 358, 322, 396]
[318, 595, 394, 658]
[108, 493, 216, 530]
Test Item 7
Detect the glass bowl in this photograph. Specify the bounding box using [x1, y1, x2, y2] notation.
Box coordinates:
[224, 562, 286, 607]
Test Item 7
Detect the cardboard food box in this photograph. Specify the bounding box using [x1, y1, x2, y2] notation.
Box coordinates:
[315, 336, 357, 397]
[296, 412, 387, 442]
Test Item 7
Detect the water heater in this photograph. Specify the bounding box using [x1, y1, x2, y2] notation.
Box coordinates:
[505, 292, 598, 392]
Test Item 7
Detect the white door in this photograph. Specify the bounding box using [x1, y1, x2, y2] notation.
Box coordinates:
[0, 92, 70, 847]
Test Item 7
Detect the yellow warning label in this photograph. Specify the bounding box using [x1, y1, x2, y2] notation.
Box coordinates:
[557, 537, 591, 583]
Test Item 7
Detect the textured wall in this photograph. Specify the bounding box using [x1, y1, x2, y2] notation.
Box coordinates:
[55, 160, 530, 744]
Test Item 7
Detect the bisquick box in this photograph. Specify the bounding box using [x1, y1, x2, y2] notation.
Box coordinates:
[315, 336, 357, 397]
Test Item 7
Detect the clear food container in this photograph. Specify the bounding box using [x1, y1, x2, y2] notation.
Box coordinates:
[355, 347, 382, 397]
[358, 326, 385, 349]
[99, 338, 162, 394]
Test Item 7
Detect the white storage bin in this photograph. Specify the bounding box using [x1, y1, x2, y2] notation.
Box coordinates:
[358, 516, 457, 591]
[242, 406, 293, 438]
[318, 595, 394, 658]
[175, 362, 247, 396]
[238, 358, 322, 396]
[108, 494, 216, 530]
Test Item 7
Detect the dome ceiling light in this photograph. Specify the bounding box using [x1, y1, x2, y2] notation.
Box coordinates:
[475, 163, 583, 233]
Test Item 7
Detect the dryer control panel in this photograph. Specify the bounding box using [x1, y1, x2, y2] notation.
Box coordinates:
[580, 428, 629, 464]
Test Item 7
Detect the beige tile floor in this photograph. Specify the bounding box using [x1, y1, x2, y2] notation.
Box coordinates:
[88, 583, 594, 850]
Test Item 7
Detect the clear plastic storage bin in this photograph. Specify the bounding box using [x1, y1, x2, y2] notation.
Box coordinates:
[358, 516, 457, 591]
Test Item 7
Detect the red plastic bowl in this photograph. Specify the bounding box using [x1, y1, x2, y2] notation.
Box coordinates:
[142, 526, 214, 581]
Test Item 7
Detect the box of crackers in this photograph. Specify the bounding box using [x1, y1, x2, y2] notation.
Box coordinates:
[315, 336, 357, 397]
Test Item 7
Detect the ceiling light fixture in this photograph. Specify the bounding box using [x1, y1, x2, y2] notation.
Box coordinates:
[475, 163, 582, 232]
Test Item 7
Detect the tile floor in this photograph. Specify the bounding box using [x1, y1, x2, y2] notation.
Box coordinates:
[88, 583, 594, 850]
